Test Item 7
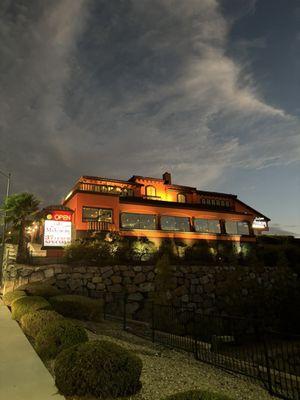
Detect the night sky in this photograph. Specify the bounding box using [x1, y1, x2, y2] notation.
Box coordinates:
[0, 0, 299, 236]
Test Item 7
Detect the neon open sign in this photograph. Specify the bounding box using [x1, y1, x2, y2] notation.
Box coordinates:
[44, 210, 72, 247]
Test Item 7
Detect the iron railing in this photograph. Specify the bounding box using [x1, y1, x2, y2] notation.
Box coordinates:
[102, 293, 300, 400]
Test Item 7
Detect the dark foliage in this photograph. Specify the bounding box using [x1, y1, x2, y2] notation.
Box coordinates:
[20, 310, 64, 338]
[54, 340, 142, 398]
[161, 389, 234, 400]
[11, 296, 52, 321]
[49, 294, 103, 321]
[35, 319, 88, 359]
[3, 290, 26, 306]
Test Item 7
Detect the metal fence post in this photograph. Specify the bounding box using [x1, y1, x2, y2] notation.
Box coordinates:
[123, 293, 127, 331]
[262, 329, 273, 396]
[103, 293, 107, 320]
[193, 307, 198, 359]
[151, 301, 155, 342]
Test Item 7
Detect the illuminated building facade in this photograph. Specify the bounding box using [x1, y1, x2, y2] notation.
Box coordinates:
[62, 172, 269, 244]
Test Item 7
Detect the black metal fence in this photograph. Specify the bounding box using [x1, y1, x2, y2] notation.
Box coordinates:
[103, 293, 300, 400]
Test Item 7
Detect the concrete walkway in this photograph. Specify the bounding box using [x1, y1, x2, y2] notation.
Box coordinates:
[0, 300, 64, 400]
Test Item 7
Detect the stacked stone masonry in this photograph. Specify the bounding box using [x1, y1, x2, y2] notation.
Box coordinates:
[3, 261, 297, 316]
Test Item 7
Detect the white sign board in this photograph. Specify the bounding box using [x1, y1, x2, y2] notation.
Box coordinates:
[43, 220, 72, 247]
[252, 217, 267, 230]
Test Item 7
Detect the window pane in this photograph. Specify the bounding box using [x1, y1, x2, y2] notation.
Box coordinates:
[177, 194, 186, 203]
[98, 209, 113, 222]
[208, 220, 221, 233]
[121, 213, 156, 230]
[194, 219, 220, 233]
[237, 221, 250, 235]
[161, 216, 190, 232]
[82, 207, 112, 222]
[225, 221, 238, 235]
[82, 207, 99, 221]
[146, 186, 156, 197]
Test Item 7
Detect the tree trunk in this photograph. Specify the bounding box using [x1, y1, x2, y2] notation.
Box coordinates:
[16, 221, 26, 263]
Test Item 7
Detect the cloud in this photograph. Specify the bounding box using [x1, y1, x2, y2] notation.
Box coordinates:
[0, 0, 299, 204]
[267, 223, 300, 238]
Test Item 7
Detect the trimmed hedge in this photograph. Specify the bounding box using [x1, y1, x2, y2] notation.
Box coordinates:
[11, 296, 52, 321]
[20, 310, 64, 339]
[35, 319, 88, 359]
[19, 282, 61, 298]
[49, 295, 103, 321]
[3, 290, 27, 306]
[161, 390, 234, 400]
[54, 340, 142, 397]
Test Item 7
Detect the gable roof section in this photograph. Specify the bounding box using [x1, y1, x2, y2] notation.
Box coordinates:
[235, 198, 270, 221]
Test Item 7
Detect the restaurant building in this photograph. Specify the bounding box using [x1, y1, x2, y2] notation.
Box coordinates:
[62, 172, 269, 245]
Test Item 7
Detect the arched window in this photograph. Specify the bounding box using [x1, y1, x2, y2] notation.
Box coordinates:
[177, 193, 186, 203]
[146, 185, 156, 197]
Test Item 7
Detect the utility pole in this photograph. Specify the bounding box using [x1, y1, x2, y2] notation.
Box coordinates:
[0, 170, 11, 287]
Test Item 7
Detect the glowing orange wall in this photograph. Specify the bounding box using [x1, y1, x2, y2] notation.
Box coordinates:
[65, 192, 120, 230]
[65, 191, 257, 242]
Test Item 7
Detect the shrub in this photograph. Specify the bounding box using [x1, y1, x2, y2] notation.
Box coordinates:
[11, 296, 52, 321]
[64, 239, 115, 265]
[35, 319, 88, 359]
[161, 389, 234, 400]
[20, 310, 64, 338]
[3, 290, 27, 306]
[49, 295, 103, 321]
[19, 282, 61, 298]
[54, 340, 142, 397]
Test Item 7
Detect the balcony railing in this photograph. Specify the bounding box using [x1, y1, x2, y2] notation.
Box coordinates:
[87, 221, 116, 232]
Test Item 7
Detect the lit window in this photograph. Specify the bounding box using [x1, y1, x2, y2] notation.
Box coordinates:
[225, 221, 249, 235]
[121, 213, 157, 230]
[82, 207, 112, 222]
[146, 186, 156, 197]
[177, 193, 186, 203]
[161, 216, 190, 232]
[194, 219, 221, 234]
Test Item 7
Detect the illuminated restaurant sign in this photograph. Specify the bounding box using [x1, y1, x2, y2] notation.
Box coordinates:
[43, 211, 72, 247]
[252, 217, 268, 230]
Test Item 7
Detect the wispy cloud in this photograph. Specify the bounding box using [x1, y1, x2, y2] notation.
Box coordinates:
[0, 0, 299, 203]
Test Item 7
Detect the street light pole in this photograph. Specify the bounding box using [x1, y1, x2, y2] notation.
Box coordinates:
[0, 170, 11, 287]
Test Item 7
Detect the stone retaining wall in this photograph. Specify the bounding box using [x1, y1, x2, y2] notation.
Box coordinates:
[3, 261, 297, 316]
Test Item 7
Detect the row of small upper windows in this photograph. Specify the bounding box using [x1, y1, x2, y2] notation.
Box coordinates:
[144, 186, 230, 207]
[201, 198, 230, 207]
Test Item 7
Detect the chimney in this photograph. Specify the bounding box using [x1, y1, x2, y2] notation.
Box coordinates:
[163, 171, 172, 185]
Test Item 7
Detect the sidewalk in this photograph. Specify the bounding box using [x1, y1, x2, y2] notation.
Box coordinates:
[0, 300, 64, 400]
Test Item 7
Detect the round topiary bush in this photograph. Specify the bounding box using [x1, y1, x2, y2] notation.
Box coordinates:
[3, 290, 27, 306]
[20, 310, 64, 338]
[11, 296, 52, 321]
[35, 319, 88, 359]
[19, 282, 61, 298]
[161, 390, 234, 400]
[54, 340, 142, 398]
[49, 294, 103, 321]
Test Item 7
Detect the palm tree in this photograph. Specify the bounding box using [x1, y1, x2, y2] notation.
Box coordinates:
[1, 193, 40, 262]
